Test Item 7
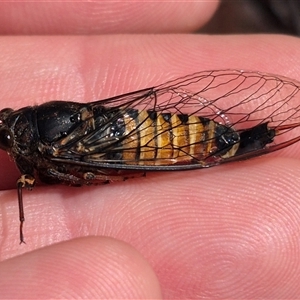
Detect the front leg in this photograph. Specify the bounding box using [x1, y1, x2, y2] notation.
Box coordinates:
[40, 168, 144, 186]
[16, 174, 35, 244]
[44, 168, 83, 186]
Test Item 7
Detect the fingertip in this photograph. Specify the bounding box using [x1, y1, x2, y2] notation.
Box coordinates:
[0, 236, 162, 299]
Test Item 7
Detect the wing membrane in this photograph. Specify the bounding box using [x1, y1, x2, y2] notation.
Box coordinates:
[49, 70, 300, 169]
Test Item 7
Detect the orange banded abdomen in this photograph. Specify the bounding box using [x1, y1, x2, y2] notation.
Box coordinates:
[121, 109, 218, 165]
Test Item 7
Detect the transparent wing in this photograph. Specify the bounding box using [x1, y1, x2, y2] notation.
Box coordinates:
[50, 69, 300, 170]
[94, 69, 300, 130]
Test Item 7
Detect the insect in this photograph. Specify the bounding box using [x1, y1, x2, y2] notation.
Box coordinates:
[1, 69, 300, 243]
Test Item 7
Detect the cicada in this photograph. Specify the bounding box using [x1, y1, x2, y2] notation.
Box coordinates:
[1, 69, 300, 243]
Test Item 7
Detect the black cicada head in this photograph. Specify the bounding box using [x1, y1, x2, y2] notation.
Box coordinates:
[0, 106, 39, 157]
[0, 108, 14, 151]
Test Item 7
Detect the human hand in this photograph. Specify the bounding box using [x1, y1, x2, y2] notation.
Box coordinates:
[1, 2, 300, 298]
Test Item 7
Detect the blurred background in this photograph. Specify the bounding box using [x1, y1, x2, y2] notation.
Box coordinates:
[200, 0, 300, 36]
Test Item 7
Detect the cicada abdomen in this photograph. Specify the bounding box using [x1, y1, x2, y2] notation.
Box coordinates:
[97, 107, 240, 167]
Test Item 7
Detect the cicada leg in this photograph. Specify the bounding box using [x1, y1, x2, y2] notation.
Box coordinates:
[45, 169, 145, 185]
[43, 169, 84, 186]
[17, 174, 35, 244]
[83, 171, 146, 183]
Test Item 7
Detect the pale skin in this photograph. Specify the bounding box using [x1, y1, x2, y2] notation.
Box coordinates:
[0, 2, 300, 299]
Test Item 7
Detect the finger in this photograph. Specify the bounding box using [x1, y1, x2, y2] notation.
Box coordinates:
[2, 158, 300, 298]
[1, 34, 300, 298]
[0, 2, 219, 34]
[0, 236, 162, 299]
[0, 34, 300, 189]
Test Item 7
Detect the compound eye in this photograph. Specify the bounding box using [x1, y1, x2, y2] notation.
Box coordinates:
[0, 128, 13, 150]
